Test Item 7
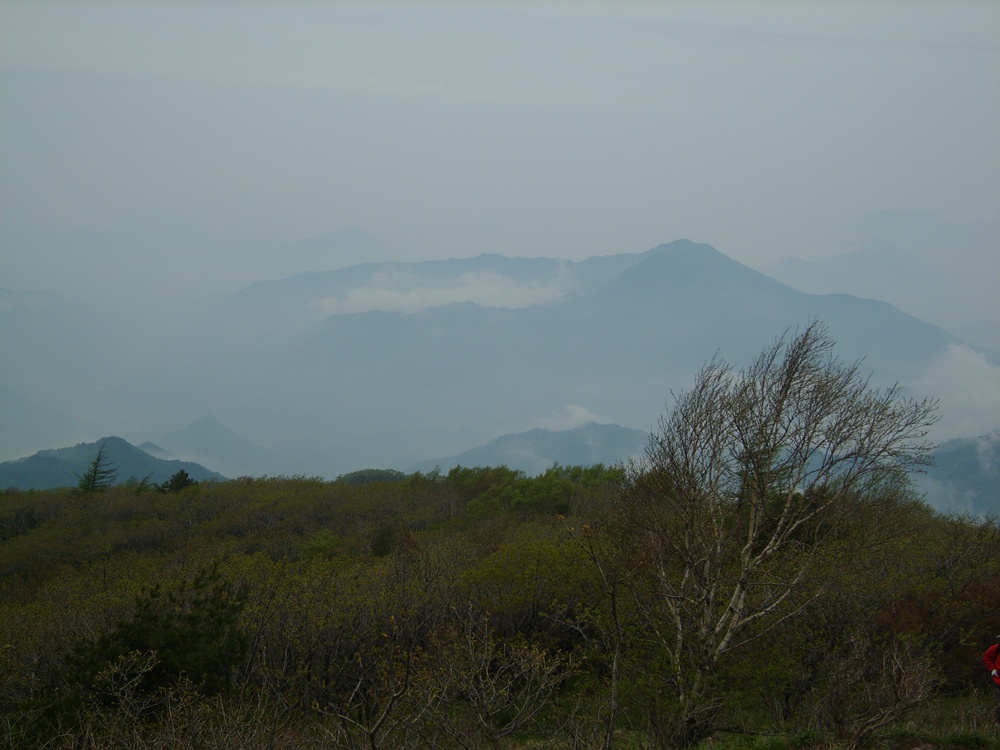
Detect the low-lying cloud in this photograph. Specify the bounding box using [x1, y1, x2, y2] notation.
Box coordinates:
[312, 266, 577, 316]
[912, 343, 1000, 440]
[530, 404, 608, 432]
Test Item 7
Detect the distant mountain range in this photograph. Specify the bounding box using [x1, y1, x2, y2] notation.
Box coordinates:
[914, 430, 1000, 517]
[152, 415, 276, 479]
[409, 422, 649, 476]
[229, 239, 970, 472]
[3, 220, 997, 478]
[0, 436, 224, 491]
[412, 421, 998, 518]
[3, 423, 993, 518]
[767, 212, 1000, 351]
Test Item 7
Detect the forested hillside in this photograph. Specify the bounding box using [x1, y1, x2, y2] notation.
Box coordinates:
[3, 325, 999, 750]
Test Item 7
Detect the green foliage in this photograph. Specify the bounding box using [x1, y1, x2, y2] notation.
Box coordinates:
[0, 504, 40, 540]
[160, 468, 198, 493]
[300, 529, 344, 558]
[1, 456, 998, 750]
[370, 520, 402, 556]
[514, 467, 575, 515]
[335, 467, 408, 484]
[126, 472, 157, 494]
[67, 565, 248, 701]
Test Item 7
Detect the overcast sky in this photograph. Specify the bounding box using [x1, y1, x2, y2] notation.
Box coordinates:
[1, 1, 998, 296]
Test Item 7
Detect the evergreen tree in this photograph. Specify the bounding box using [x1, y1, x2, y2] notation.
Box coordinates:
[68, 565, 249, 700]
[162, 469, 198, 493]
[74, 442, 118, 494]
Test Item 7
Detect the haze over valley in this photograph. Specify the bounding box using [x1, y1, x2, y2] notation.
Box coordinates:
[2, 231, 997, 482]
[1, 2, 997, 508]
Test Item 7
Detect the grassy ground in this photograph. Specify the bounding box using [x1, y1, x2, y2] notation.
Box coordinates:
[678, 690, 1000, 750]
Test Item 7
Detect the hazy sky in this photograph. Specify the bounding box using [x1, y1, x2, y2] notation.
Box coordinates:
[2, 0, 999, 296]
[1, 1, 999, 470]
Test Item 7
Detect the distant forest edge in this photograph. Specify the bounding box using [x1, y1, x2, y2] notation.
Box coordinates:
[1, 424, 997, 517]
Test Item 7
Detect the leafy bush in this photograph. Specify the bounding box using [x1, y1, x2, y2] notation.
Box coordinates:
[67, 565, 248, 702]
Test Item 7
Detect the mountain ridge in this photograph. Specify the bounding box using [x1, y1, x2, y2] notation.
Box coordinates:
[767, 214, 1000, 349]
[5, 424, 990, 518]
[3, 230, 996, 477]
[154, 416, 276, 479]
[0, 436, 224, 491]
[409, 422, 649, 476]
[915, 430, 1000, 517]
[203, 239, 996, 474]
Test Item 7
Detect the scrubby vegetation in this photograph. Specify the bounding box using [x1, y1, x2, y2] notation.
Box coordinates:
[1, 466, 998, 749]
[2, 326, 998, 749]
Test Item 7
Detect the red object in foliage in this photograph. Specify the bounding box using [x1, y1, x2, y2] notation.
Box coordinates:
[985, 642, 1000, 686]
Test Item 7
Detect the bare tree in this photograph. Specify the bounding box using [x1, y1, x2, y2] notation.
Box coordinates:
[812, 634, 938, 750]
[419, 604, 569, 750]
[561, 521, 634, 750]
[618, 321, 938, 747]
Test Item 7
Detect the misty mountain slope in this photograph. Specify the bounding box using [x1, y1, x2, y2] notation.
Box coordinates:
[570, 249, 660, 294]
[550, 240, 960, 378]
[914, 430, 1000, 517]
[570, 241, 807, 354]
[255, 227, 399, 274]
[138, 442, 174, 460]
[601, 240, 792, 296]
[0, 436, 224, 491]
[767, 212, 1000, 350]
[154, 415, 277, 479]
[410, 422, 649, 476]
[229, 253, 575, 321]
[409, 420, 999, 517]
[221, 240, 980, 475]
[2, 238, 991, 478]
[216, 254, 580, 354]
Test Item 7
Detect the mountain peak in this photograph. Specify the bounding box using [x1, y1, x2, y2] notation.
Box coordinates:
[156, 415, 273, 478]
[187, 414, 230, 432]
[596, 239, 789, 302]
[0, 436, 223, 490]
[649, 239, 720, 255]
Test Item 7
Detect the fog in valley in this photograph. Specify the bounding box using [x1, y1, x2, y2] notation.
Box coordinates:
[1, 2, 998, 480]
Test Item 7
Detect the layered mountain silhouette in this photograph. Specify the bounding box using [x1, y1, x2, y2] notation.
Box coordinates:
[409, 422, 648, 476]
[3, 233, 995, 478]
[0, 436, 224, 491]
[5, 423, 995, 518]
[411, 420, 998, 517]
[236, 240, 967, 474]
[767, 212, 1000, 350]
[914, 430, 1000, 517]
[153, 415, 276, 479]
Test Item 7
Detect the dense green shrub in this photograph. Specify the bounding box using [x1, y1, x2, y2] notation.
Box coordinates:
[67, 565, 248, 701]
